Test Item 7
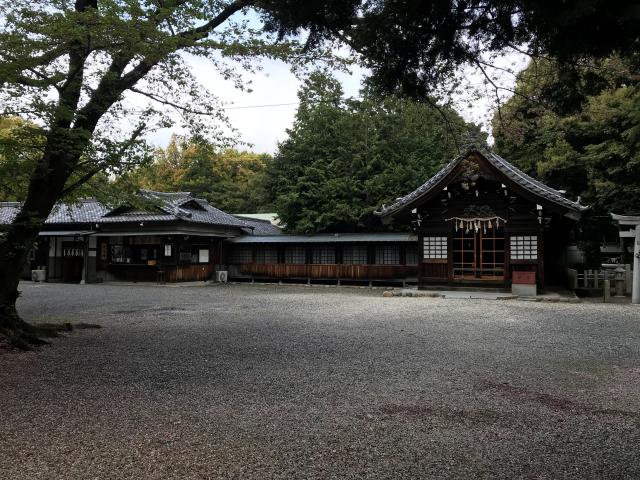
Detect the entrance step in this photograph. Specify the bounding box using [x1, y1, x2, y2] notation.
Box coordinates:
[418, 285, 510, 293]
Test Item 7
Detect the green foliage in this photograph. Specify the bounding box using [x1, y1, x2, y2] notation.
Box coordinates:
[122, 136, 272, 213]
[493, 56, 640, 215]
[265, 71, 473, 233]
[0, 117, 41, 201]
[262, 1, 640, 97]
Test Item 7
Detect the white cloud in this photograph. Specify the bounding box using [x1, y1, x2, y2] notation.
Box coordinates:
[143, 50, 527, 153]
[144, 53, 368, 154]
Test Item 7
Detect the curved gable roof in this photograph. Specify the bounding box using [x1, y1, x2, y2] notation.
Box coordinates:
[376, 145, 588, 221]
[1, 191, 251, 230]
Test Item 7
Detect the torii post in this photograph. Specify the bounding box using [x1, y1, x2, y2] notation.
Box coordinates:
[611, 214, 640, 304]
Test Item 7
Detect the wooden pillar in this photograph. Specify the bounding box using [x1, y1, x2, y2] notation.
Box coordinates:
[504, 232, 511, 285]
[418, 231, 424, 286]
[80, 235, 88, 284]
[537, 232, 545, 290]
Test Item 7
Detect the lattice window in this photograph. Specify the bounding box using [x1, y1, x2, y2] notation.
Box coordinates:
[230, 246, 252, 264]
[510, 235, 538, 260]
[423, 236, 447, 259]
[255, 246, 278, 264]
[312, 245, 335, 264]
[405, 245, 419, 265]
[375, 244, 400, 265]
[342, 244, 367, 264]
[284, 245, 306, 264]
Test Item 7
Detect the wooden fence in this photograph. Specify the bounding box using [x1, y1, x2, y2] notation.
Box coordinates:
[567, 265, 632, 295]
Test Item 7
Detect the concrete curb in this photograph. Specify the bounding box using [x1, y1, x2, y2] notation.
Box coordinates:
[382, 289, 582, 303]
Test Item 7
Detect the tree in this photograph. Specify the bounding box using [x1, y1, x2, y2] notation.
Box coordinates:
[1, 0, 637, 346]
[268, 1, 640, 97]
[123, 135, 272, 213]
[0, 117, 40, 201]
[0, 0, 324, 346]
[492, 56, 640, 215]
[265, 71, 473, 233]
[492, 56, 640, 267]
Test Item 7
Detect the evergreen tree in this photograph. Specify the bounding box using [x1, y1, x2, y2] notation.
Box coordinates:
[123, 136, 272, 213]
[265, 71, 473, 233]
[493, 57, 640, 215]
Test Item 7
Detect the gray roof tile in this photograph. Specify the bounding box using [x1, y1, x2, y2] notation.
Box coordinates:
[0, 191, 252, 230]
[229, 233, 416, 244]
[0, 202, 20, 224]
[233, 216, 282, 235]
[376, 145, 587, 218]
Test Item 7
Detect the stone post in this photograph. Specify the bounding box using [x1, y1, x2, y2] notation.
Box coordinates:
[603, 279, 611, 303]
[615, 265, 626, 297]
[633, 227, 640, 304]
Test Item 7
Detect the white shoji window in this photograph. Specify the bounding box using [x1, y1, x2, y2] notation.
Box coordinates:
[342, 244, 368, 264]
[375, 244, 400, 265]
[423, 236, 447, 259]
[510, 235, 538, 260]
[312, 245, 335, 264]
[255, 246, 278, 264]
[230, 246, 252, 264]
[405, 245, 419, 265]
[284, 245, 306, 264]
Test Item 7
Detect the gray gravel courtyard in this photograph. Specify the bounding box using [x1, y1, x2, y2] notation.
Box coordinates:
[1, 282, 640, 479]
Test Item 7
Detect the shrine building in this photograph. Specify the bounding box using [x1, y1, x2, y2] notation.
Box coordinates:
[2, 146, 588, 290]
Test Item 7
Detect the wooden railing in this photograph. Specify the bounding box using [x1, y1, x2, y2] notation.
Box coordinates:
[237, 263, 417, 280]
[567, 265, 631, 295]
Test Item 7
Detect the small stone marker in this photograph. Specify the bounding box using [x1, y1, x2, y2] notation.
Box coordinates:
[512, 271, 536, 296]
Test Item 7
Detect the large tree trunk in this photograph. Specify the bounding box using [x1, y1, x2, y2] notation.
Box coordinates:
[0, 134, 79, 348]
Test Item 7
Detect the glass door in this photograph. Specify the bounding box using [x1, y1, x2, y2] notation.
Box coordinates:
[453, 227, 504, 280]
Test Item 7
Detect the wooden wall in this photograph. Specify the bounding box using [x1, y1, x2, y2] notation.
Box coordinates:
[239, 263, 417, 281]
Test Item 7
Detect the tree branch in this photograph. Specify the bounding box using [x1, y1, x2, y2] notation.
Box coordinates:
[60, 167, 103, 196]
[175, 0, 252, 42]
[473, 59, 504, 125]
[129, 87, 218, 115]
[61, 122, 147, 196]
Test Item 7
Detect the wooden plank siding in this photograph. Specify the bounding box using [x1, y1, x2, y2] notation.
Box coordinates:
[164, 264, 215, 282]
[238, 263, 417, 281]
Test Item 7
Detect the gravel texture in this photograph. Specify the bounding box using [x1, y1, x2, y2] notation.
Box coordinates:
[1, 282, 640, 479]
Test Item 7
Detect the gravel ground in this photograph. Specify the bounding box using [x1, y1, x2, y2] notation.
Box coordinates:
[1, 282, 640, 479]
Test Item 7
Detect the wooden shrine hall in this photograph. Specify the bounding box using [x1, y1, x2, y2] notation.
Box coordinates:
[375, 146, 588, 289]
[2, 146, 588, 289]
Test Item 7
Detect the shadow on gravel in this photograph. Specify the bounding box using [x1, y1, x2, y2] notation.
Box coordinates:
[480, 380, 638, 418]
[378, 404, 506, 425]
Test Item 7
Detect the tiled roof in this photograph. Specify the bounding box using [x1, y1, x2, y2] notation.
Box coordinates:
[1, 199, 109, 225]
[45, 199, 110, 224]
[234, 213, 281, 225]
[228, 233, 416, 243]
[376, 145, 588, 218]
[0, 191, 251, 230]
[0, 202, 21, 224]
[234, 216, 282, 235]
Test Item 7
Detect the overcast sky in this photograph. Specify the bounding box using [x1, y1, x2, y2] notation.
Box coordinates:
[144, 51, 529, 154]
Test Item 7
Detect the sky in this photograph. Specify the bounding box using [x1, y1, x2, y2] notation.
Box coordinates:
[144, 50, 529, 155]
